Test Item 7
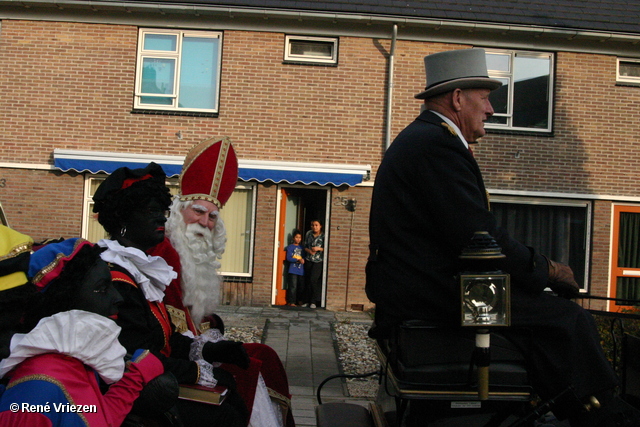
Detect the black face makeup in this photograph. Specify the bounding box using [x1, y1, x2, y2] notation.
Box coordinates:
[121, 199, 168, 251]
[74, 259, 122, 318]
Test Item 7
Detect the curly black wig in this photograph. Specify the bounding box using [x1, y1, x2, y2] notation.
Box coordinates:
[93, 163, 172, 238]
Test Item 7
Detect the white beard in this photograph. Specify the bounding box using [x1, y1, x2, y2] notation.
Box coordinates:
[166, 199, 227, 324]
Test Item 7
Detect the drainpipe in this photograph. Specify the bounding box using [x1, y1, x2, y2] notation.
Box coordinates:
[385, 24, 398, 150]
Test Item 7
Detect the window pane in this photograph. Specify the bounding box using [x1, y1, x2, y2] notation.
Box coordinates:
[144, 33, 178, 52]
[220, 188, 253, 274]
[140, 96, 173, 105]
[492, 202, 587, 286]
[616, 277, 640, 304]
[486, 52, 510, 72]
[141, 58, 175, 95]
[619, 61, 640, 78]
[290, 41, 333, 58]
[617, 212, 640, 268]
[488, 77, 509, 115]
[512, 55, 550, 129]
[178, 37, 219, 110]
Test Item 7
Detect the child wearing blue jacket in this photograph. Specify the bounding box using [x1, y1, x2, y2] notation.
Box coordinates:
[284, 230, 305, 306]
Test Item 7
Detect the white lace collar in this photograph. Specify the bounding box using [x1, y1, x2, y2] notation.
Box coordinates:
[98, 239, 177, 302]
[0, 310, 126, 384]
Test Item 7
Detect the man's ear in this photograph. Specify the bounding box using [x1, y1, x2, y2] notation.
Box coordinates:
[451, 88, 464, 112]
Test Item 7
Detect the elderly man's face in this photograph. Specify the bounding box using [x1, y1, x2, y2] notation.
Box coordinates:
[181, 200, 219, 231]
[458, 88, 494, 143]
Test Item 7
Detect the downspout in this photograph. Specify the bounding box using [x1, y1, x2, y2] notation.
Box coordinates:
[385, 24, 398, 150]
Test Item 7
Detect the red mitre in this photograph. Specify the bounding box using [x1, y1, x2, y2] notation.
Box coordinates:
[179, 137, 239, 208]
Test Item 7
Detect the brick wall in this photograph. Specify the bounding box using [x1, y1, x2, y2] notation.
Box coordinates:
[0, 168, 84, 241]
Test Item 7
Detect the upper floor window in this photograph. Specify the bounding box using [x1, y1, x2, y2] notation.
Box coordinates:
[484, 49, 554, 133]
[617, 58, 640, 86]
[134, 29, 223, 113]
[284, 35, 338, 65]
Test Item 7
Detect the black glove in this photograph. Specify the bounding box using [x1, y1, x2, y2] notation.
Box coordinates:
[211, 367, 238, 389]
[545, 256, 580, 299]
[131, 372, 179, 416]
[202, 313, 225, 335]
[202, 341, 250, 369]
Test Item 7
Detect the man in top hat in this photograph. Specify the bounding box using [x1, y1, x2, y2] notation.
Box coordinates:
[149, 137, 295, 427]
[367, 48, 638, 426]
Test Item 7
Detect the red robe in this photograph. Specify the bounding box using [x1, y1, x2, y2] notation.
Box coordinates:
[149, 238, 294, 426]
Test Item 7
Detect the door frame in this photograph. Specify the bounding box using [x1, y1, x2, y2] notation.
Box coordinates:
[271, 184, 331, 306]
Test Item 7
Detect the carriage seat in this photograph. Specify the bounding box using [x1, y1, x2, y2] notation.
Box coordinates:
[376, 320, 533, 401]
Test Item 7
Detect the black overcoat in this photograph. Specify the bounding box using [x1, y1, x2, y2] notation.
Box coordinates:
[367, 110, 617, 403]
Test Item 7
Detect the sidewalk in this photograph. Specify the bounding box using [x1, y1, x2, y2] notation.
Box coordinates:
[216, 305, 375, 427]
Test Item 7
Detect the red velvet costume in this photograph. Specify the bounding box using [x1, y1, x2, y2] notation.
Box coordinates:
[149, 238, 295, 426]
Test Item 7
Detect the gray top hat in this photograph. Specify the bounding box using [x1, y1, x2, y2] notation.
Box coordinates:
[414, 48, 502, 99]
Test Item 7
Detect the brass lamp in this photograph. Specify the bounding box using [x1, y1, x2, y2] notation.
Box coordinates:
[459, 231, 511, 327]
[458, 231, 511, 400]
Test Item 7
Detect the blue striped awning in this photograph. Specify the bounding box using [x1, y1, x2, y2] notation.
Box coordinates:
[53, 149, 370, 187]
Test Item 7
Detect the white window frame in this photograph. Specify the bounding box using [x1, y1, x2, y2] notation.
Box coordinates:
[490, 195, 592, 291]
[134, 28, 223, 113]
[617, 58, 640, 86]
[484, 49, 554, 133]
[284, 35, 338, 65]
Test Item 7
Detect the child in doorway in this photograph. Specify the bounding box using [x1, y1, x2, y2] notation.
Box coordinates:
[285, 230, 305, 306]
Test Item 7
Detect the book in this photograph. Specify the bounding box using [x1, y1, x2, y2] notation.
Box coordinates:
[178, 383, 229, 405]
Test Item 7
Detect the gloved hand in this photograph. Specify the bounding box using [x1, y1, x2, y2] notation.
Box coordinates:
[211, 367, 238, 389]
[202, 340, 250, 369]
[202, 313, 225, 335]
[545, 256, 580, 299]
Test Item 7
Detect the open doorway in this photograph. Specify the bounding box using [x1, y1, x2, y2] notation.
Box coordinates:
[274, 186, 329, 306]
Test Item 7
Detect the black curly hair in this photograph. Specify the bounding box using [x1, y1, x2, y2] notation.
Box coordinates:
[93, 163, 172, 238]
[22, 244, 106, 332]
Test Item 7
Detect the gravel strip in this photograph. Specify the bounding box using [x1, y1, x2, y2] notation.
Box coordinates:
[224, 326, 264, 344]
[332, 321, 380, 398]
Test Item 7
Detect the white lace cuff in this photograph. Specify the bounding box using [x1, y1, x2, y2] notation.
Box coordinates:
[195, 359, 218, 388]
[189, 328, 225, 365]
[189, 337, 207, 362]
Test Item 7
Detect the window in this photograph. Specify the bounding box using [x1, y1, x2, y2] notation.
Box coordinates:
[134, 29, 223, 113]
[617, 58, 640, 85]
[490, 196, 591, 289]
[83, 177, 255, 277]
[284, 35, 338, 65]
[219, 183, 255, 277]
[484, 49, 554, 133]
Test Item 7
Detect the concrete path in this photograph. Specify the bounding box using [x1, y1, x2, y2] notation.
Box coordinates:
[216, 305, 374, 426]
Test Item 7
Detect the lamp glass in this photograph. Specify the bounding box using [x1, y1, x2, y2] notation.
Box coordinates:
[460, 273, 510, 327]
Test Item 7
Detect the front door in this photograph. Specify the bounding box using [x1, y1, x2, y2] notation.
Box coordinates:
[273, 186, 328, 306]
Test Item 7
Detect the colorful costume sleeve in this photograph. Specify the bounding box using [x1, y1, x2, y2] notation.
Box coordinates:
[101, 350, 164, 427]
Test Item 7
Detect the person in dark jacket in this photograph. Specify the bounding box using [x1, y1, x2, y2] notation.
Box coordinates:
[367, 48, 639, 427]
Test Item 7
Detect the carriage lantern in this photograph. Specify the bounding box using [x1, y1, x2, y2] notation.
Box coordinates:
[459, 231, 511, 328]
[458, 231, 511, 400]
